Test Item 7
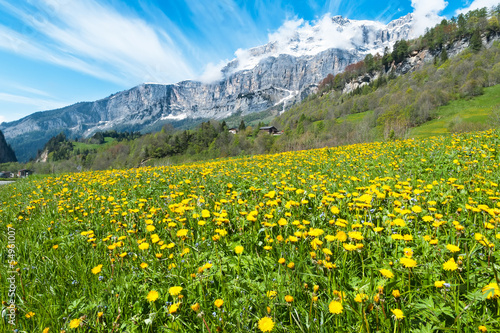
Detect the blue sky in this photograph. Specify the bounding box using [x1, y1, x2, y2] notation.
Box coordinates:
[0, 0, 497, 123]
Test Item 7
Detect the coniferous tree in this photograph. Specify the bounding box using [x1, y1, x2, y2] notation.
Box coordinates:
[441, 48, 449, 63]
[238, 120, 246, 131]
[470, 29, 482, 51]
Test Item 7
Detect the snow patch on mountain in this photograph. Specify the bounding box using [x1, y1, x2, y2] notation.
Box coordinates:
[221, 13, 413, 76]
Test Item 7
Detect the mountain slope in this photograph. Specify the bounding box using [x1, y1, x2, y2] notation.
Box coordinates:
[0, 129, 16, 163]
[0, 14, 413, 162]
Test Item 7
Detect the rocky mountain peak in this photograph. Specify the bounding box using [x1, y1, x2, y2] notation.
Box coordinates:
[1, 13, 415, 162]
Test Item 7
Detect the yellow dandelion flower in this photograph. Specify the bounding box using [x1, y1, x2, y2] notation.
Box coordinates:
[169, 286, 183, 296]
[267, 290, 277, 299]
[379, 269, 394, 278]
[234, 246, 244, 254]
[176, 229, 188, 238]
[214, 299, 224, 308]
[443, 258, 458, 271]
[91, 264, 103, 275]
[354, 293, 368, 303]
[434, 280, 445, 288]
[258, 316, 275, 332]
[25, 311, 35, 318]
[411, 206, 422, 213]
[400, 257, 417, 268]
[391, 308, 404, 320]
[328, 301, 343, 314]
[69, 318, 81, 329]
[285, 295, 294, 303]
[146, 290, 159, 302]
[446, 244, 460, 253]
[482, 282, 500, 299]
[169, 302, 180, 314]
[138, 242, 150, 250]
[140, 262, 148, 269]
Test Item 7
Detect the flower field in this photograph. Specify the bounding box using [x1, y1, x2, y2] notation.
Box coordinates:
[2, 130, 500, 332]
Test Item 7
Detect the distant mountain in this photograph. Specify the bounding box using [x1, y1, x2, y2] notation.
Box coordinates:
[0, 129, 16, 163]
[0, 13, 413, 161]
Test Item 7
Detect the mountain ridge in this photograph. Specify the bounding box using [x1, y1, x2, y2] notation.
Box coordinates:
[0, 13, 414, 161]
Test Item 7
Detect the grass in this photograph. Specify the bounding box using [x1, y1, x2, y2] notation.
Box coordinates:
[336, 111, 373, 124]
[72, 137, 115, 151]
[409, 85, 500, 138]
[1, 129, 500, 332]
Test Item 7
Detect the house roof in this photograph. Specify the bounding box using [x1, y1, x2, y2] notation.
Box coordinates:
[260, 126, 278, 130]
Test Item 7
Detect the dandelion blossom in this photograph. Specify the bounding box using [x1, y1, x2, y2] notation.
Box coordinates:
[91, 264, 103, 275]
[446, 244, 460, 253]
[482, 282, 500, 299]
[214, 299, 224, 308]
[354, 293, 368, 303]
[176, 229, 188, 238]
[169, 302, 180, 314]
[69, 318, 81, 329]
[400, 257, 417, 268]
[379, 269, 394, 278]
[169, 286, 183, 296]
[138, 242, 150, 250]
[258, 316, 275, 332]
[435, 280, 445, 288]
[285, 295, 294, 303]
[234, 246, 244, 254]
[191, 303, 200, 312]
[443, 258, 458, 271]
[479, 325, 488, 332]
[328, 301, 343, 314]
[391, 308, 404, 320]
[146, 290, 159, 302]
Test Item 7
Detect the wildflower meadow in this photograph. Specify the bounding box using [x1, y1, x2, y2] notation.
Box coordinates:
[1, 130, 500, 332]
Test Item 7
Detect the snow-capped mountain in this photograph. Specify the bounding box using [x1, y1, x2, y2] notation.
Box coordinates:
[1, 13, 413, 161]
[223, 13, 412, 74]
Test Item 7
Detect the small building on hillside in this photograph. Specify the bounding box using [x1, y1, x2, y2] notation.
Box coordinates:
[260, 126, 280, 135]
[228, 128, 238, 134]
[18, 169, 33, 178]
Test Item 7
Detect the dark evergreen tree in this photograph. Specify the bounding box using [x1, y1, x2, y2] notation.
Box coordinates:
[238, 120, 246, 131]
[470, 29, 482, 51]
[441, 48, 449, 62]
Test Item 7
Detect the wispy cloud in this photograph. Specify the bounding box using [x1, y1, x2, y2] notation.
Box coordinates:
[0, 92, 68, 110]
[410, 0, 448, 37]
[455, 0, 499, 15]
[0, 0, 195, 85]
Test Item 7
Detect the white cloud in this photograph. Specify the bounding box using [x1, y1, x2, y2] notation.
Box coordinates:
[228, 13, 389, 73]
[0, 0, 195, 85]
[410, 0, 448, 37]
[0, 114, 5, 124]
[0, 92, 68, 110]
[455, 0, 500, 15]
[198, 60, 228, 83]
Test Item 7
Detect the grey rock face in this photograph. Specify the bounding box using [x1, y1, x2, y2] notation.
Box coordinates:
[0, 14, 413, 161]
